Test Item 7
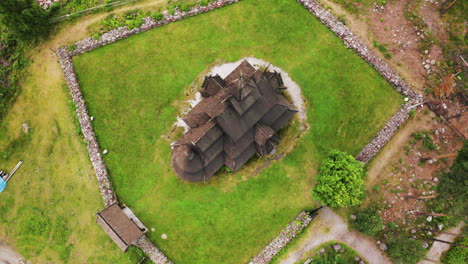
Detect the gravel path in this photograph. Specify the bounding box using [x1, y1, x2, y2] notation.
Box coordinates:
[279, 207, 391, 264]
[0, 243, 25, 264]
[418, 222, 465, 264]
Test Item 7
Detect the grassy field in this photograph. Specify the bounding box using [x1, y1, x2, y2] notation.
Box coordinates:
[0, 1, 174, 263]
[0, 52, 144, 263]
[73, 0, 402, 263]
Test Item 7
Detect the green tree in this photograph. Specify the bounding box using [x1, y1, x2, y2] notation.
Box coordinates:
[0, 0, 50, 41]
[312, 150, 365, 207]
[351, 208, 384, 236]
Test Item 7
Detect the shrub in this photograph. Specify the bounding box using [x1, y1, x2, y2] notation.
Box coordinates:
[387, 236, 426, 264]
[351, 208, 384, 236]
[312, 150, 365, 207]
[442, 237, 468, 264]
[152, 12, 164, 21]
[67, 45, 76, 52]
[434, 141, 468, 224]
[0, 0, 50, 42]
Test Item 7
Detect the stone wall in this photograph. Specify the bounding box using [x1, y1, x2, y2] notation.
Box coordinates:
[66, 0, 240, 57]
[296, 0, 423, 163]
[135, 236, 173, 264]
[56, 0, 426, 263]
[249, 211, 317, 264]
[57, 48, 117, 207]
[56, 1, 242, 263]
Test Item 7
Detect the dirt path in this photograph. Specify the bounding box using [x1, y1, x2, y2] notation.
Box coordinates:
[0, 243, 24, 264]
[278, 207, 391, 264]
[418, 222, 465, 264]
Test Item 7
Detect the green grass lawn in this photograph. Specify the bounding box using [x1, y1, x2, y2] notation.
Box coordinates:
[73, 0, 402, 263]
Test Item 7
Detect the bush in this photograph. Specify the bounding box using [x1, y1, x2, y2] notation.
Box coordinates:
[442, 237, 468, 264]
[0, 0, 50, 42]
[433, 141, 468, 224]
[152, 12, 164, 21]
[351, 208, 384, 236]
[312, 150, 365, 207]
[387, 236, 426, 264]
[0, 26, 28, 121]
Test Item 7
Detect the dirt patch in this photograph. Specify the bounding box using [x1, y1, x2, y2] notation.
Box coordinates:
[368, 1, 429, 88]
[366, 106, 464, 225]
[419, 2, 449, 42]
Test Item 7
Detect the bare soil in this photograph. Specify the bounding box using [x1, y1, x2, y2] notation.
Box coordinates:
[366, 106, 464, 224]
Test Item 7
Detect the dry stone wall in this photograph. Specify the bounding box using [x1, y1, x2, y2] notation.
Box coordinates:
[135, 236, 173, 264]
[56, 1, 241, 263]
[249, 211, 317, 264]
[67, 0, 240, 56]
[296, 0, 423, 163]
[57, 48, 117, 207]
[56, 0, 425, 263]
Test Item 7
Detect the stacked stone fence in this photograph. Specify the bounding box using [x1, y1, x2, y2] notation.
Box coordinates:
[56, 0, 424, 263]
[296, 0, 423, 163]
[56, 1, 242, 263]
[249, 210, 319, 264]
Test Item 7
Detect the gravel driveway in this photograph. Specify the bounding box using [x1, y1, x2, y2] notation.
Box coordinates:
[278, 207, 391, 264]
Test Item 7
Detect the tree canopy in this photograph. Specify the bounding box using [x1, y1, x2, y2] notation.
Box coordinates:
[312, 150, 365, 207]
[0, 0, 50, 42]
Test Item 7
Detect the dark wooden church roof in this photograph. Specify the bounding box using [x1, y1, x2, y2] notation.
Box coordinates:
[172, 60, 297, 182]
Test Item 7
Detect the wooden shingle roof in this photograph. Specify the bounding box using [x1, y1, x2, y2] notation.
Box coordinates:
[172, 60, 297, 182]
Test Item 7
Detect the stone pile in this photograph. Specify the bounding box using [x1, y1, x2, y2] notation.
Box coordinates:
[297, 0, 423, 163]
[56, 47, 117, 207]
[135, 236, 173, 264]
[249, 211, 316, 264]
[37, 0, 57, 9]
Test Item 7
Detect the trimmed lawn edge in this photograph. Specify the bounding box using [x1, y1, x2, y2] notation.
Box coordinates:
[55, 0, 422, 263]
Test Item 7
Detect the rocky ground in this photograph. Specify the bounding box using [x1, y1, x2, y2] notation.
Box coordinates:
[0, 242, 25, 264]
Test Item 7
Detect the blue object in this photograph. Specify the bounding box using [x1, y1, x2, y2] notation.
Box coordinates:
[0, 178, 6, 193]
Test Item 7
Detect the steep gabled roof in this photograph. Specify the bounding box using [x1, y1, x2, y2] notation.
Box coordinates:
[172, 60, 297, 182]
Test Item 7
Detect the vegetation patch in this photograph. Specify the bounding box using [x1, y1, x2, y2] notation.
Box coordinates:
[297, 241, 367, 264]
[73, 0, 402, 263]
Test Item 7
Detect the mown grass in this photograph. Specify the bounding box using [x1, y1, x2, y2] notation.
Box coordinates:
[0, 29, 144, 264]
[73, 0, 402, 263]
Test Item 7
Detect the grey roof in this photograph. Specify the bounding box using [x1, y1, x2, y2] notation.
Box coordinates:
[172, 60, 297, 182]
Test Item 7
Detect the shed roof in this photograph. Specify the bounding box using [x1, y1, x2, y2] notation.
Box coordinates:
[96, 204, 144, 251]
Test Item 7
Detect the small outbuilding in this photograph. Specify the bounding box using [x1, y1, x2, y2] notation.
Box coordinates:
[96, 203, 145, 252]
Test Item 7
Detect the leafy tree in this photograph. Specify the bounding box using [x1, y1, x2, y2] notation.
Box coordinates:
[351, 208, 384, 236]
[0, 0, 50, 41]
[387, 236, 426, 264]
[312, 150, 365, 207]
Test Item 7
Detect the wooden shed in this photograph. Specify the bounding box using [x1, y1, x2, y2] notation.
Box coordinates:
[96, 204, 145, 252]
